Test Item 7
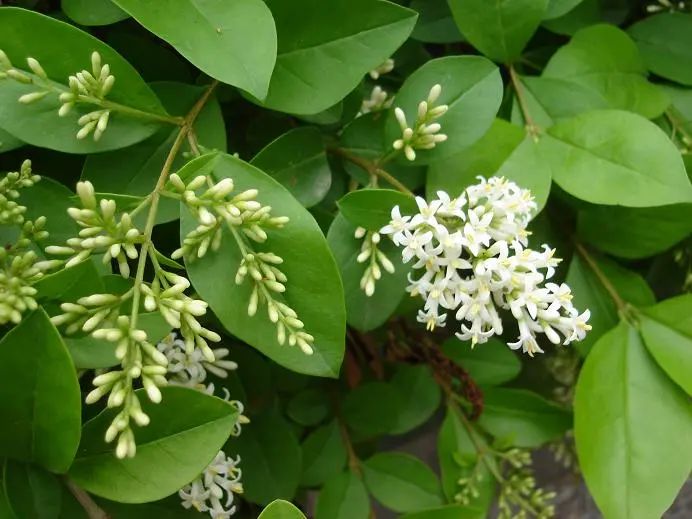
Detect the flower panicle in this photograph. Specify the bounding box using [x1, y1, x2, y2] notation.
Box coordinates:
[354, 226, 396, 296]
[381, 176, 591, 356]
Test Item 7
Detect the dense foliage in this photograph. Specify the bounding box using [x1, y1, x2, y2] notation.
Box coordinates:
[0, 0, 691, 518]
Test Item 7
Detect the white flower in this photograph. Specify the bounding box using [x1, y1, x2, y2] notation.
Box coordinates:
[179, 451, 243, 519]
[157, 333, 237, 387]
[381, 177, 591, 355]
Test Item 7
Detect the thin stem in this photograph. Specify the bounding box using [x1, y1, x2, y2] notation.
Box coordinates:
[327, 147, 414, 197]
[574, 242, 629, 314]
[64, 479, 110, 519]
[508, 65, 539, 139]
[665, 108, 692, 149]
[129, 81, 219, 329]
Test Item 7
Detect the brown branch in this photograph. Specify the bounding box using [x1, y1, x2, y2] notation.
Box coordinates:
[64, 479, 109, 519]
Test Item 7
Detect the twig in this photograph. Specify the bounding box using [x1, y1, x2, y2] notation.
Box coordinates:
[508, 65, 540, 140]
[327, 147, 415, 197]
[64, 479, 110, 519]
[574, 242, 629, 314]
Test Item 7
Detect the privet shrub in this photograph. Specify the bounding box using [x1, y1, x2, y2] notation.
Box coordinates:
[0, 1, 691, 518]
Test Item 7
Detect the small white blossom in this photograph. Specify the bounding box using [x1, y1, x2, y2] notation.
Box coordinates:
[392, 84, 448, 161]
[157, 333, 238, 386]
[646, 0, 688, 12]
[369, 58, 394, 80]
[179, 451, 243, 519]
[381, 177, 591, 355]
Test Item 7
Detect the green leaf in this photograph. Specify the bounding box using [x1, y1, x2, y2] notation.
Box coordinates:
[629, 13, 692, 87]
[390, 365, 441, 434]
[442, 337, 521, 386]
[437, 406, 495, 511]
[426, 119, 525, 199]
[479, 388, 571, 447]
[34, 259, 104, 303]
[539, 110, 692, 206]
[577, 204, 692, 259]
[315, 471, 369, 519]
[3, 460, 62, 519]
[250, 127, 332, 208]
[665, 85, 692, 135]
[0, 128, 23, 153]
[300, 420, 347, 487]
[17, 177, 77, 247]
[410, 0, 464, 43]
[182, 153, 346, 377]
[82, 82, 226, 224]
[233, 409, 301, 505]
[447, 0, 549, 63]
[259, 0, 417, 114]
[112, 0, 277, 99]
[542, 24, 669, 118]
[0, 309, 81, 473]
[259, 500, 307, 519]
[544, 0, 585, 19]
[338, 189, 416, 231]
[339, 113, 426, 191]
[68, 387, 237, 503]
[286, 388, 331, 426]
[0, 7, 166, 154]
[640, 295, 692, 395]
[362, 452, 443, 513]
[342, 382, 402, 437]
[61, 0, 128, 26]
[384, 56, 503, 164]
[97, 497, 200, 519]
[401, 505, 486, 519]
[327, 214, 411, 332]
[574, 321, 692, 519]
[494, 136, 552, 212]
[566, 252, 655, 355]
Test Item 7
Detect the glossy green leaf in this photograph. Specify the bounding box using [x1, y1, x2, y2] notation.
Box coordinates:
[3, 460, 61, 519]
[259, 0, 417, 114]
[0, 128, 23, 153]
[61, 0, 128, 26]
[540, 110, 692, 206]
[300, 420, 347, 487]
[665, 85, 692, 135]
[566, 252, 655, 355]
[542, 24, 669, 118]
[287, 388, 330, 426]
[182, 153, 346, 377]
[541, 0, 600, 36]
[437, 406, 495, 511]
[259, 500, 307, 519]
[17, 177, 77, 247]
[410, 0, 464, 43]
[233, 410, 301, 505]
[315, 471, 369, 519]
[112, 0, 277, 99]
[447, 0, 549, 63]
[34, 259, 104, 303]
[577, 204, 692, 259]
[574, 321, 692, 519]
[0, 309, 81, 473]
[82, 82, 226, 224]
[251, 127, 332, 208]
[363, 452, 443, 513]
[479, 388, 571, 447]
[442, 337, 521, 386]
[426, 119, 524, 198]
[327, 214, 411, 332]
[338, 189, 416, 231]
[68, 387, 237, 503]
[640, 295, 692, 395]
[390, 365, 441, 434]
[0, 7, 165, 153]
[342, 382, 402, 437]
[629, 13, 692, 87]
[545, 0, 585, 19]
[384, 56, 503, 164]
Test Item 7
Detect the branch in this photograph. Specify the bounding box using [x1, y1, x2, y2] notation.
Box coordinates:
[508, 65, 540, 140]
[64, 479, 110, 519]
[574, 242, 630, 315]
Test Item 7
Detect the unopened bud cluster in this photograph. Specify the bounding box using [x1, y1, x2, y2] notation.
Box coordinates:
[0, 49, 116, 141]
[0, 161, 57, 324]
[369, 58, 394, 80]
[360, 86, 393, 115]
[45, 181, 141, 276]
[354, 226, 395, 296]
[392, 84, 448, 161]
[381, 177, 591, 356]
[497, 449, 556, 519]
[171, 172, 314, 355]
[646, 0, 688, 12]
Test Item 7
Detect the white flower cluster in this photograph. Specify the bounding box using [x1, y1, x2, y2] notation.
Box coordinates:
[392, 84, 448, 161]
[381, 177, 591, 356]
[369, 58, 394, 80]
[646, 0, 688, 12]
[360, 86, 393, 115]
[354, 226, 395, 296]
[170, 172, 315, 355]
[157, 332, 237, 387]
[0, 50, 115, 141]
[46, 181, 140, 276]
[179, 451, 244, 519]
[0, 161, 58, 324]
